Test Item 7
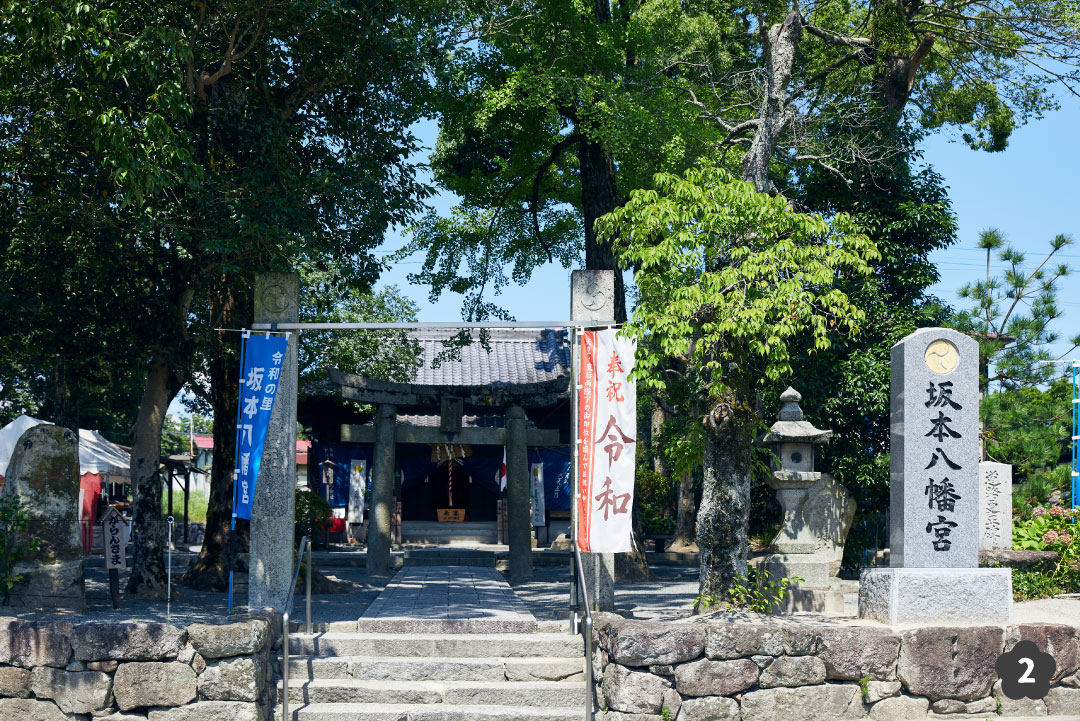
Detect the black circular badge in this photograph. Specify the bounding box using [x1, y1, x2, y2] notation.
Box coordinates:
[995, 640, 1055, 700]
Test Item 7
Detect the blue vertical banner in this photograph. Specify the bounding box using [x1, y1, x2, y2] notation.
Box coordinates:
[233, 332, 290, 521]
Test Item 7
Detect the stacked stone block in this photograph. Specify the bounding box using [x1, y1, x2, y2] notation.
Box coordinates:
[0, 614, 276, 721]
[593, 614, 1080, 720]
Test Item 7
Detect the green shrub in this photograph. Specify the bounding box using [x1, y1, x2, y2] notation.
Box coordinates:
[1012, 504, 1080, 598]
[696, 568, 804, 614]
[295, 488, 334, 546]
[161, 488, 209, 524]
[0, 494, 40, 605]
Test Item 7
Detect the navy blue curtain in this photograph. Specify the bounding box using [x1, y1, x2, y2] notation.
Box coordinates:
[311, 442, 373, 508]
[529, 448, 572, 511]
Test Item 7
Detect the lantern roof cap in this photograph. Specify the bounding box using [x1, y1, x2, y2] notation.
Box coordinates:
[756, 387, 833, 446]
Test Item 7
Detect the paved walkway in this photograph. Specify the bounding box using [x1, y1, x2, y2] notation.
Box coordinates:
[359, 566, 537, 632]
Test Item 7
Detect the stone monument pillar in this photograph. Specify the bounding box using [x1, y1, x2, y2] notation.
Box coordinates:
[1, 424, 85, 611]
[859, 327, 1012, 624]
[979, 461, 1013, 551]
[506, 405, 532, 583]
[250, 272, 299, 611]
[571, 269, 617, 611]
[755, 388, 855, 614]
[366, 404, 397, 575]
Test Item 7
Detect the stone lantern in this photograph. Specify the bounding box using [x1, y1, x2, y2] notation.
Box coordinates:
[755, 387, 856, 613]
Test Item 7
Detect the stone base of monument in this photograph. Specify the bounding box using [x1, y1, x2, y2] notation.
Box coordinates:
[858, 567, 1012, 625]
[754, 554, 846, 615]
[6, 559, 85, 612]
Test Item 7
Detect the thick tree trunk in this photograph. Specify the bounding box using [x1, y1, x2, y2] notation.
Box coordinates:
[183, 283, 251, 590]
[127, 349, 185, 599]
[579, 138, 626, 323]
[668, 470, 699, 553]
[696, 402, 754, 607]
[873, 34, 935, 128]
[741, 12, 802, 192]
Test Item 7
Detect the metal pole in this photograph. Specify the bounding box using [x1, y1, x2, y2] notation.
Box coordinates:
[251, 320, 617, 331]
[306, 540, 312, 634]
[166, 516, 174, 620]
[1073, 361, 1078, 510]
[569, 326, 580, 635]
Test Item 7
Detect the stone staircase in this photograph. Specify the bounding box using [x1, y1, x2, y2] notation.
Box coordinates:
[274, 627, 587, 721]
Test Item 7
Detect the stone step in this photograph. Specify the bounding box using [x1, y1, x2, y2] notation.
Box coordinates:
[282, 656, 585, 682]
[353, 617, 536, 634]
[271, 702, 582, 721]
[287, 633, 583, 658]
[277, 679, 587, 707]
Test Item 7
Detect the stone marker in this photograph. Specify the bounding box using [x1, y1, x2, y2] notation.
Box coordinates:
[249, 272, 298, 610]
[859, 327, 1011, 624]
[979, 461, 1012, 551]
[755, 388, 855, 614]
[0, 424, 85, 611]
[571, 269, 617, 611]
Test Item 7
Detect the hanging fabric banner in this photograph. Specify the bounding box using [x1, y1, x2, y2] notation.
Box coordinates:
[530, 463, 546, 526]
[232, 332, 290, 521]
[577, 328, 636, 552]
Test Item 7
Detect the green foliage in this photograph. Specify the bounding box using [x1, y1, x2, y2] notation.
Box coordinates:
[859, 675, 872, 699]
[696, 569, 805, 613]
[1012, 569, 1078, 601]
[298, 266, 423, 386]
[983, 380, 1072, 478]
[161, 414, 213, 458]
[162, 489, 209, 526]
[952, 230, 1078, 395]
[603, 163, 879, 394]
[0, 494, 41, 604]
[660, 706, 673, 721]
[636, 467, 677, 536]
[295, 489, 334, 546]
[1013, 505, 1080, 595]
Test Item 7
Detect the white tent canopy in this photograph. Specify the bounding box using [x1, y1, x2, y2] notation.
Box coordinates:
[0, 415, 131, 480]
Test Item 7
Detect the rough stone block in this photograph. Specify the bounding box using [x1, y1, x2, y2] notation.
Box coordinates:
[1045, 686, 1080, 716]
[931, 696, 996, 714]
[0, 620, 72, 668]
[29, 666, 112, 714]
[0, 697, 69, 721]
[1010, 623, 1080, 683]
[0, 665, 31, 697]
[817, 626, 900, 681]
[146, 701, 259, 721]
[864, 681, 901, 704]
[602, 663, 671, 714]
[758, 654, 826, 688]
[113, 662, 197, 710]
[741, 684, 866, 721]
[662, 687, 682, 717]
[897, 626, 1003, 701]
[674, 658, 758, 697]
[2, 425, 85, 611]
[705, 623, 814, 658]
[858, 567, 1012, 625]
[197, 656, 259, 702]
[71, 622, 186, 662]
[97, 714, 149, 721]
[88, 660, 120, 673]
[595, 614, 706, 666]
[993, 679, 1046, 716]
[868, 694, 929, 720]
[186, 620, 268, 659]
[676, 695, 740, 721]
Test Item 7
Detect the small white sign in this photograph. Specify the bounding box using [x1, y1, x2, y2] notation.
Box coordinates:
[101, 507, 128, 570]
[348, 459, 366, 524]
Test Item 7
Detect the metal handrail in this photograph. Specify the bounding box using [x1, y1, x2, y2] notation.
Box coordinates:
[569, 543, 594, 720]
[281, 536, 312, 721]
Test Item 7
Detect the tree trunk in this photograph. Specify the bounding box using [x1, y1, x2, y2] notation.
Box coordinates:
[741, 11, 802, 193]
[183, 282, 251, 591]
[696, 401, 754, 606]
[650, 406, 668, 477]
[51, 355, 79, 432]
[872, 34, 935, 129]
[127, 348, 185, 599]
[578, 138, 626, 323]
[668, 470, 699, 553]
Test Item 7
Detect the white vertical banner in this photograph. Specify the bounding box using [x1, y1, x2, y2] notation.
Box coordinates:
[348, 459, 367, 525]
[530, 463, 546, 526]
[576, 328, 636, 552]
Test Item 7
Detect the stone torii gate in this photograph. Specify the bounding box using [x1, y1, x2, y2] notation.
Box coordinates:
[248, 270, 619, 610]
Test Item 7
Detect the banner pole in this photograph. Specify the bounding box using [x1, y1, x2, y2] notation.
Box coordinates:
[227, 333, 249, 616]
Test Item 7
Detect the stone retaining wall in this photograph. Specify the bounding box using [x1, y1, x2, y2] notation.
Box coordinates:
[0, 613, 277, 721]
[594, 613, 1080, 721]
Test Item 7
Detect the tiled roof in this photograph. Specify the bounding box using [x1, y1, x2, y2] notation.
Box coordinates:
[405, 329, 571, 387]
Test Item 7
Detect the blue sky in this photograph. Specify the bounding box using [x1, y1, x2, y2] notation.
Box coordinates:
[377, 98, 1080, 363]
